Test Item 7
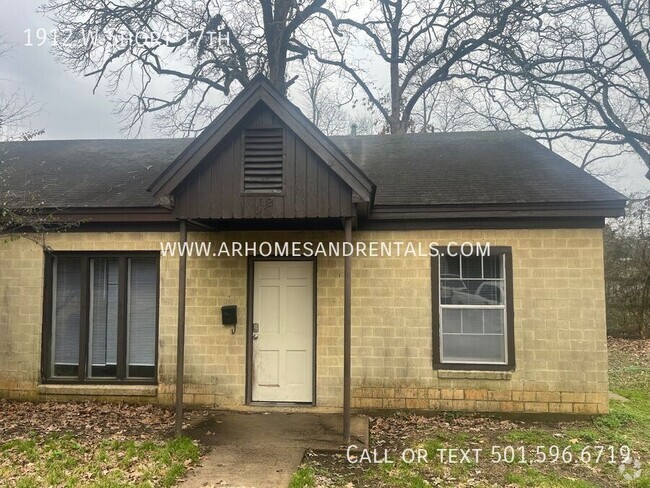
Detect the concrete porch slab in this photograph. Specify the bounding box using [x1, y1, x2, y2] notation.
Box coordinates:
[181, 411, 368, 488]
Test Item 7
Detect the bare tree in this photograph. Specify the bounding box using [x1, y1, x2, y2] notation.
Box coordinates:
[293, 56, 379, 135]
[295, 57, 350, 134]
[0, 39, 74, 236]
[456, 83, 637, 179]
[0, 38, 41, 141]
[37, 0, 650, 183]
[41, 0, 327, 134]
[1, 136, 77, 237]
[408, 78, 481, 133]
[605, 195, 650, 339]
[294, 0, 537, 133]
[467, 0, 649, 177]
[0, 121, 68, 237]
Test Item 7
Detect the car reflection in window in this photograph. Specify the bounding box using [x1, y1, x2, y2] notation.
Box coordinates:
[441, 274, 504, 305]
[475, 281, 503, 305]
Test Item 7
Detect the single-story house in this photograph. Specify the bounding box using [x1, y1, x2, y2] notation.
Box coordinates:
[0, 76, 626, 425]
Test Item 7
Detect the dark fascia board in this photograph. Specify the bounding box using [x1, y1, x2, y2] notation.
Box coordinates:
[148, 76, 375, 203]
[33, 206, 176, 223]
[19, 214, 606, 232]
[359, 216, 606, 230]
[20, 198, 624, 231]
[369, 200, 627, 220]
[147, 89, 261, 195]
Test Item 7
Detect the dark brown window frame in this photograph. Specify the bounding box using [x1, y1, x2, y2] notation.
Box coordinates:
[431, 246, 515, 371]
[41, 251, 160, 385]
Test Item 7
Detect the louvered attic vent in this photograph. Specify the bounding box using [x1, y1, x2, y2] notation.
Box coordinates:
[243, 128, 283, 192]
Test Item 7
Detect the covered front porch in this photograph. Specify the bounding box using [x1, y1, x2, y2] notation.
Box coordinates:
[170, 223, 357, 441]
[143, 77, 375, 441]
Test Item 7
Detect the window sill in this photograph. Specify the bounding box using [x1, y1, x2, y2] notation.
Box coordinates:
[38, 384, 158, 397]
[437, 370, 512, 380]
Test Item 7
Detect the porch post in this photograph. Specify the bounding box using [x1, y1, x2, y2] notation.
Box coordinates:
[343, 217, 352, 442]
[175, 219, 188, 436]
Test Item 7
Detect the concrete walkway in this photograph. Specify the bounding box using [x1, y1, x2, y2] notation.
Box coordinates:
[181, 411, 368, 488]
[609, 391, 630, 402]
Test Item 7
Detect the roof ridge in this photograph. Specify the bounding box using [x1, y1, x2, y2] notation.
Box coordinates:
[3, 130, 527, 144]
[330, 130, 523, 137]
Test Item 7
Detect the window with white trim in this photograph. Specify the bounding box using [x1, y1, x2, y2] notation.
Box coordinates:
[432, 248, 515, 370]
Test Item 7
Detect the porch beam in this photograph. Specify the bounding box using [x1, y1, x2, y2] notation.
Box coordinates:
[175, 219, 188, 436]
[343, 216, 352, 442]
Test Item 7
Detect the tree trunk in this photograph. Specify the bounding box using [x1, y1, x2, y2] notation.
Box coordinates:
[268, 46, 287, 93]
[265, 25, 287, 94]
[261, 0, 289, 94]
[388, 0, 405, 134]
[640, 273, 650, 339]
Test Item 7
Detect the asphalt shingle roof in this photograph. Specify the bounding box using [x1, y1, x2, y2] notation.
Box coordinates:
[0, 131, 625, 210]
[330, 131, 626, 206]
[1, 139, 192, 208]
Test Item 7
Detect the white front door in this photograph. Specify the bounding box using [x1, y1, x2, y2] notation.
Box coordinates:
[251, 260, 314, 403]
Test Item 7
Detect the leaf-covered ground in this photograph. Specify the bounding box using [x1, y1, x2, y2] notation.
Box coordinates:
[292, 338, 650, 488]
[608, 338, 650, 392]
[0, 401, 208, 487]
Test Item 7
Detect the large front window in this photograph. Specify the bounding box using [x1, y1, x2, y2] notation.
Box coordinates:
[44, 253, 159, 383]
[432, 247, 514, 370]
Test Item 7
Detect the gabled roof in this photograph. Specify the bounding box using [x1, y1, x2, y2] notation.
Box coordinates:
[148, 75, 375, 203]
[0, 132, 627, 219]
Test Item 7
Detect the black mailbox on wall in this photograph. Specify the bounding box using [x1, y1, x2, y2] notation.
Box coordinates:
[221, 305, 237, 333]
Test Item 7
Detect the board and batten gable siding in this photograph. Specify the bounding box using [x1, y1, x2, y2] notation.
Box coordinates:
[172, 105, 354, 220]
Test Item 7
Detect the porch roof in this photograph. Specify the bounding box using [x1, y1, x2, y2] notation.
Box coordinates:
[148, 76, 375, 206]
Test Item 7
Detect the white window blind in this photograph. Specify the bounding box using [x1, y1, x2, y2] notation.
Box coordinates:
[52, 258, 81, 376]
[48, 254, 158, 382]
[127, 258, 157, 377]
[88, 258, 119, 377]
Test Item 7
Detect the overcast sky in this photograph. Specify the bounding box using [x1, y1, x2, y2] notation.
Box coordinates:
[0, 1, 142, 139]
[0, 1, 647, 196]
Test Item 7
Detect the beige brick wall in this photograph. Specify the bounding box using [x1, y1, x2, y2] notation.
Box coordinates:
[0, 232, 180, 401]
[350, 229, 608, 415]
[0, 236, 45, 399]
[0, 228, 608, 414]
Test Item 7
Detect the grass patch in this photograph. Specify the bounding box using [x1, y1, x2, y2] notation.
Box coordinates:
[294, 339, 649, 487]
[0, 434, 200, 488]
[289, 466, 316, 488]
[505, 467, 597, 487]
[502, 429, 559, 446]
[364, 461, 430, 488]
